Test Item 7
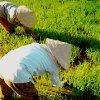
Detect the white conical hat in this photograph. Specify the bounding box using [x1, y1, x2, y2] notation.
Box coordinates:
[46, 38, 72, 70]
[16, 6, 36, 28]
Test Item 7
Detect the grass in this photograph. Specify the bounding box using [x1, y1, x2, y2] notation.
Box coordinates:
[0, 0, 100, 99]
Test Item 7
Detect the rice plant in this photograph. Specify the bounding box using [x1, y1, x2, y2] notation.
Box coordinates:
[0, 0, 100, 99]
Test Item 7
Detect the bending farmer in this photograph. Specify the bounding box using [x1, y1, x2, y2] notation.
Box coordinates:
[0, 38, 72, 100]
[0, 1, 39, 39]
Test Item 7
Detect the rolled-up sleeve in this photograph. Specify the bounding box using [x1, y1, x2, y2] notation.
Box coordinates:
[49, 66, 62, 87]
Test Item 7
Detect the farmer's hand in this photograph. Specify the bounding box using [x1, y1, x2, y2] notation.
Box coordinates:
[52, 80, 69, 87]
[61, 80, 69, 88]
[24, 26, 40, 40]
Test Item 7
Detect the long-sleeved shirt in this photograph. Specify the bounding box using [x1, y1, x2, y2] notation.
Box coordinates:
[0, 43, 61, 86]
[0, 1, 20, 25]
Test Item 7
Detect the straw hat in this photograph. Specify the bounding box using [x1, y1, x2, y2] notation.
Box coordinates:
[16, 6, 36, 28]
[46, 38, 72, 70]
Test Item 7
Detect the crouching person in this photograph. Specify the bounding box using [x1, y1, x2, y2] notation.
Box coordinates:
[0, 38, 72, 100]
[0, 1, 39, 40]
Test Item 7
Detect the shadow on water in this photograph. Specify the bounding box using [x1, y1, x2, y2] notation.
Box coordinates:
[15, 28, 100, 51]
[33, 28, 100, 51]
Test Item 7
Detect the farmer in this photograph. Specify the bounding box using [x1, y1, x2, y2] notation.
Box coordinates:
[0, 1, 39, 40]
[0, 38, 72, 100]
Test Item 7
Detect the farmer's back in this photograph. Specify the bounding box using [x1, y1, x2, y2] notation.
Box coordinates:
[0, 43, 58, 83]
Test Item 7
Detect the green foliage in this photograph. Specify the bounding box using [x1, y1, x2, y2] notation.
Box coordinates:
[66, 62, 100, 96]
[0, 0, 100, 99]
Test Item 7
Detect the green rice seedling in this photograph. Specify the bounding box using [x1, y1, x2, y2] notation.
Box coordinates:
[0, 0, 100, 99]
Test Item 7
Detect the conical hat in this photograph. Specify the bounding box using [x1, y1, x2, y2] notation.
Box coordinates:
[16, 6, 36, 28]
[46, 38, 72, 70]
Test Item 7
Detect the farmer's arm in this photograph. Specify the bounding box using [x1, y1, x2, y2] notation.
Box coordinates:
[50, 67, 68, 87]
[49, 66, 62, 87]
[0, 17, 15, 33]
[23, 26, 40, 40]
[50, 72, 62, 87]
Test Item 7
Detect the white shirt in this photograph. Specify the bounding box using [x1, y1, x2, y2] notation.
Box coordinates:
[0, 43, 61, 86]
